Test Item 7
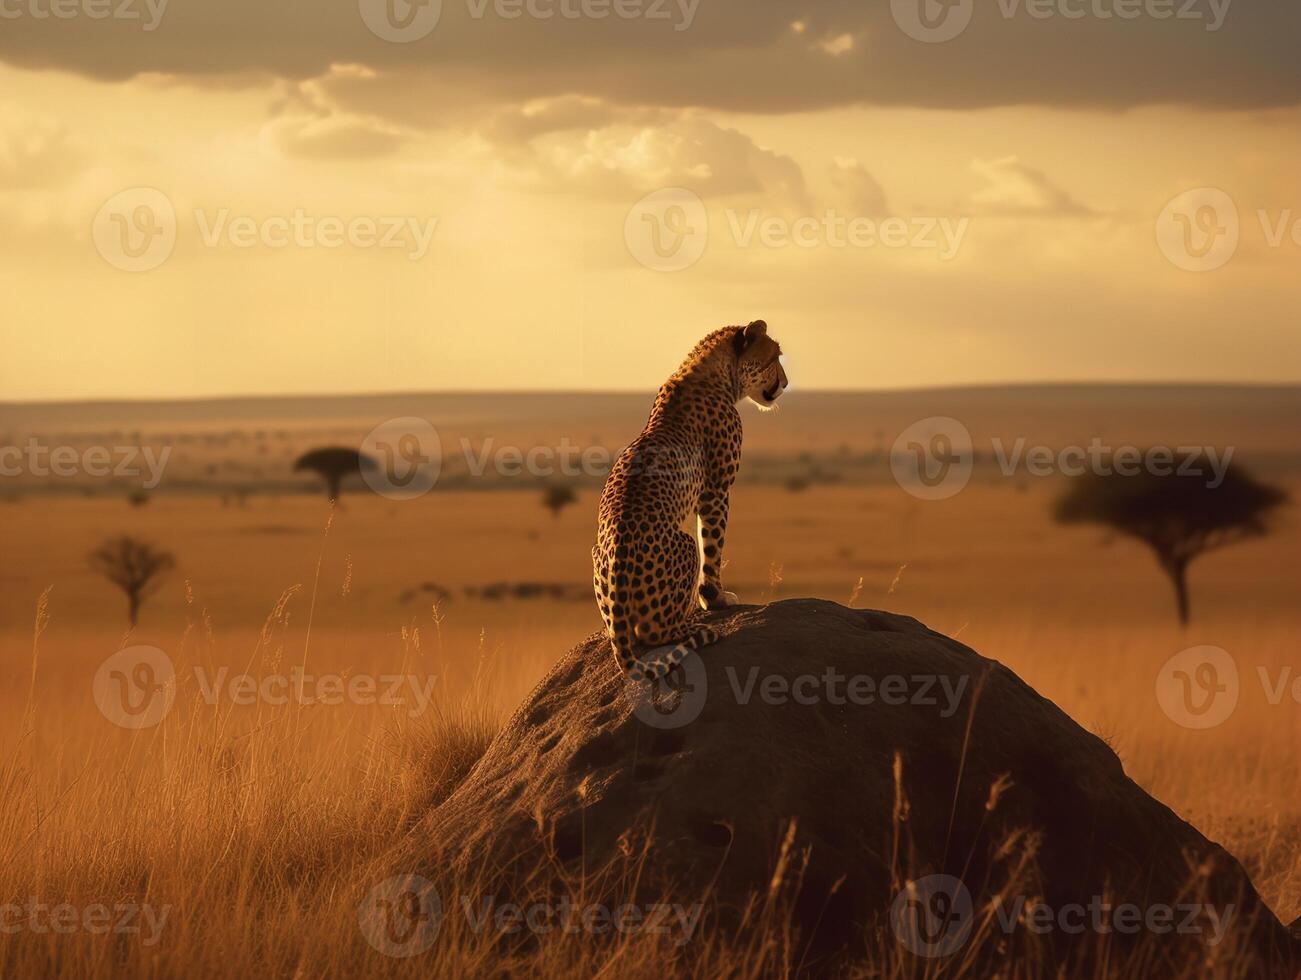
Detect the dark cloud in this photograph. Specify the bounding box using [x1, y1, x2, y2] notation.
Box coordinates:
[0, 1, 1297, 111]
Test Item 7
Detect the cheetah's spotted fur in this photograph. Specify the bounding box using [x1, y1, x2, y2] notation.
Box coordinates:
[592, 320, 788, 681]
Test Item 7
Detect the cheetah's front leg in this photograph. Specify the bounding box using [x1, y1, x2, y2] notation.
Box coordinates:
[696, 486, 739, 610]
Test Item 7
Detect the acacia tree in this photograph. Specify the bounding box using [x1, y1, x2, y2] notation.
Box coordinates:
[1055, 456, 1286, 625]
[542, 483, 577, 520]
[88, 536, 175, 627]
[294, 447, 377, 502]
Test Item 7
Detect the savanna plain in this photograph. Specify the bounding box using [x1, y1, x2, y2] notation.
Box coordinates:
[1, 387, 1298, 977]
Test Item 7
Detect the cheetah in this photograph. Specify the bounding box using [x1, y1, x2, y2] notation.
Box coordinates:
[592, 320, 788, 682]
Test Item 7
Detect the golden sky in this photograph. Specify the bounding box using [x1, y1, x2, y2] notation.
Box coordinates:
[1, 1, 1299, 400]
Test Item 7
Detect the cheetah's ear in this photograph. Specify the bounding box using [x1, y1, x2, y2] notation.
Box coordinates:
[733, 319, 768, 354]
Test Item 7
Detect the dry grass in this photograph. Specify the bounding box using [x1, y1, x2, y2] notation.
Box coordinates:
[1, 483, 1297, 977]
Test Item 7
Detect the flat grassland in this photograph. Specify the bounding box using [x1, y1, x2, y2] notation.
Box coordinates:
[1, 387, 1297, 976]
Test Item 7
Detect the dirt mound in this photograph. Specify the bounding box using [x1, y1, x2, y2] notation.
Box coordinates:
[410, 599, 1298, 972]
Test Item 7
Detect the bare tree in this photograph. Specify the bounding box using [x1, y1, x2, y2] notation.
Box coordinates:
[88, 536, 176, 627]
[542, 483, 578, 520]
[294, 447, 377, 502]
[1055, 455, 1287, 625]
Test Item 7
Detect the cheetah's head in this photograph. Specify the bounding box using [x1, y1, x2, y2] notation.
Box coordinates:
[733, 320, 787, 410]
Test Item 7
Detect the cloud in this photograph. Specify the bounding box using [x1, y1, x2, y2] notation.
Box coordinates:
[968, 156, 1097, 217]
[260, 64, 410, 159]
[817, 32, 856, 57]
[828, 157, 887, 214]
[262, 112, 407, 159]
[479, 98, 808, 202]
[480, 95, 672, 146]
[0, 3, 1296, 113]
[0, 105, 84, 189]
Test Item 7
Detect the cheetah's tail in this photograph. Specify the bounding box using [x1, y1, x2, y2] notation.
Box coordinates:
[614, 624, 719, 683]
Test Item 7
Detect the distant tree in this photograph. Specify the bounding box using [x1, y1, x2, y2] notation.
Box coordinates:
[294, 447, 377, 502]
[542, 484, 578, 520]
[127, 490, 150, 507]
[1055, 457, 1287, 625]
[88, 536, 175, 627]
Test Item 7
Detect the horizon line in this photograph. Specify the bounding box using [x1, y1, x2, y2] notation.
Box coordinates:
[3, 378, 1299, 409]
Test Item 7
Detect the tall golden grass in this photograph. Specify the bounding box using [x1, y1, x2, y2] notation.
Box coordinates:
[1, 486, 1297, 976]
